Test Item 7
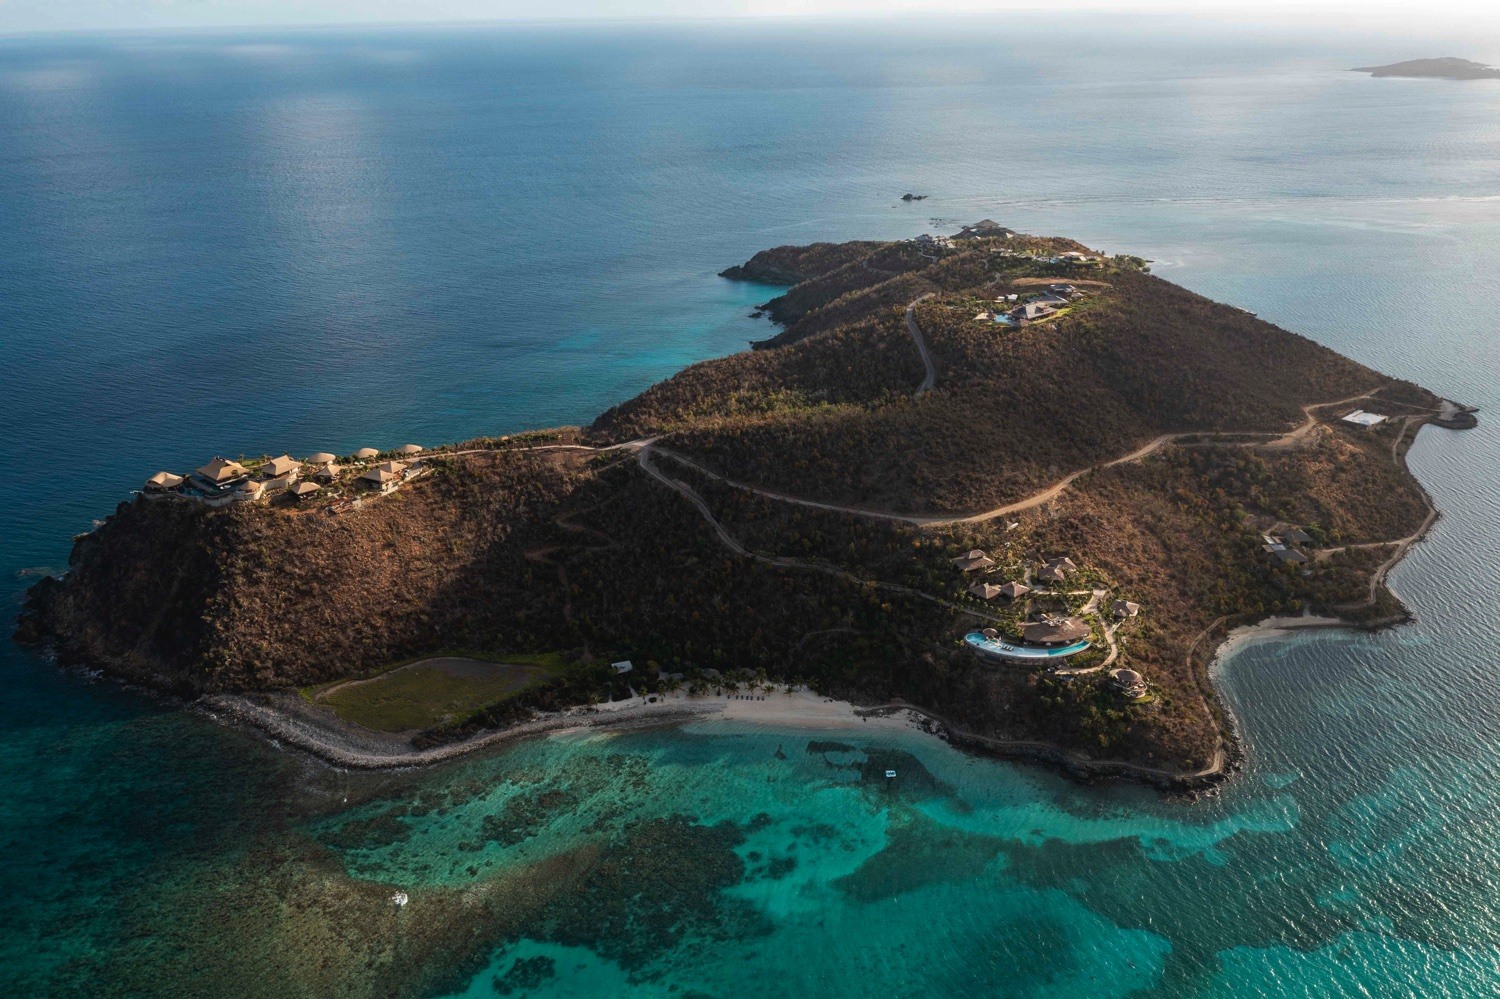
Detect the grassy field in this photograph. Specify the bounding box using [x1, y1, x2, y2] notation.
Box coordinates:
[311, 655, 562, 732]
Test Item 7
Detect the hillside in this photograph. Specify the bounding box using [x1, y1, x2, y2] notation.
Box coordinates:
[17, 225, 1470, 784]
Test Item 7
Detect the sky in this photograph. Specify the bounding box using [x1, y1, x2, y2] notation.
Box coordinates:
[4, 0, 1500, 36]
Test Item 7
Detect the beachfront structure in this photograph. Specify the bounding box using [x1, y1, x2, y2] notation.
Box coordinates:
[398, 444, 424, 456]
[1111, 668, 1148, 699]
[288, 481, 321, 501]
[969, 582, 1004, 601]
[144, 471, 184, 493]
[952, 549, 996, 572]
[305, 452, 337, 466]
[1341, 409, 1388, 428]
[353, 447, 380, 460]
[1112, 599, 1141, 618]
[1022, 616, 1091, 646]
[999, 581, 1030, 600]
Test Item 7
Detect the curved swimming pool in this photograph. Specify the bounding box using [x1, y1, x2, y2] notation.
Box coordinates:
[964, 631, 1092, 660]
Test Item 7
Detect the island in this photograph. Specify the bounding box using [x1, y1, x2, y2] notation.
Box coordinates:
[14, 224, 1476, 790]
[1351, 57, 1500, 80]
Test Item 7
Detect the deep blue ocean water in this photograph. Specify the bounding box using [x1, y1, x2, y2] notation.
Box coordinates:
[3, 18, 1500, 996]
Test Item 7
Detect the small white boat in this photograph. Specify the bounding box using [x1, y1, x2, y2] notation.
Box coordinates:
[884, 770, 897, 778]
[392, 892, 409, 908]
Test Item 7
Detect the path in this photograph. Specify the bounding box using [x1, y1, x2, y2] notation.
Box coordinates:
[637, 447, 1014, 625]
[907, 293, 938, 396]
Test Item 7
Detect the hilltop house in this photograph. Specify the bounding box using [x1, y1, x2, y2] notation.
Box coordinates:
[191, 457, 249, 494]
[968, 582, 1004, 601]
[1112, 599, 1141, 618]
[262, 454, 301, 484]
[143, 471, 183, 493]
[954, 219, 1016, 240]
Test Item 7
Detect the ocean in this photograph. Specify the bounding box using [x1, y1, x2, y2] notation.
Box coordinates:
[3, 17, 1500, 996]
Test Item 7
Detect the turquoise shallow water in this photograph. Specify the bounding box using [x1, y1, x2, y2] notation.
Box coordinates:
[3, 17, 1500, 996]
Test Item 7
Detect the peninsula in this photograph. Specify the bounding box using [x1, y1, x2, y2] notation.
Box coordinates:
[1351, 57, 1500, 80]
[15, 224, 1475, 789]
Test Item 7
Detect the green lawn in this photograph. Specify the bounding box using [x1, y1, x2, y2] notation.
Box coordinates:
[313, 657, 555, 732]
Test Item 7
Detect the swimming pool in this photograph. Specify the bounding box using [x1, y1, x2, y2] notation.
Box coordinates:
[964, 632, 1092, 660]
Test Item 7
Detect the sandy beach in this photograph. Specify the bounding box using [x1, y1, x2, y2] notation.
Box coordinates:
[202, 685, 929, 771]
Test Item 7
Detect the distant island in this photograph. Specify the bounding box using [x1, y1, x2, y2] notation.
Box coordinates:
[15, 223, 1476, 790]
[1352, 57, 1500, 80]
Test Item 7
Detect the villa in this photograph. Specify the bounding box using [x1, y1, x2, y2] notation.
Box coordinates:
[360, 460, 410, 494]
[1046, 557, 1078, 571]
[305, 452, 337, 467]
[353, 447, 380, 460]
[233, 479, 265, 503]
[288, 481, 321, 501]
[1112, 599, 1141, 618]
[398, 444, 424, 456]
[952, 549, 996, 572]
[1036, 564, 1068, 584]
[968, 582, 1004, 601]
[144, 471, 183, 493]
[1022, 616, 1090, 646]
[999, 581, 1030, 600]
[1111, 668, 1148, 699]
[1281, 527, 1314, 546]
[191, 457, 249, 494]
[1012, 302, 1057, 323]
[312, 463, 341, 483]
[361, 468, 401, 493]
[263, 454, 301, 483]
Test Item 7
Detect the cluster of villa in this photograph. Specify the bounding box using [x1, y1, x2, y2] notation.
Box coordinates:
[956, 547, 1149, 696]
[141, 444, 427, 508]
[1262, 527, 1313, 566]
[974, 283, 1087, 327]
